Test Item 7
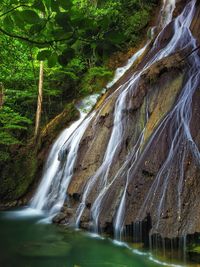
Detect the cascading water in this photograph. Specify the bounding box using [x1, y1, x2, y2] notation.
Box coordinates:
[30, 94, 99, 215]
[106, 45, 147, 89]
[75, 0, 178, 232]
[30, 44, 145, 217]
[133, 0, 199, 230]
[160, 0, 176, 27]
[75, 0, 200, 241]
[75, 46, 149, 229]
[113, 0, 198, 237]
[30, 0, 200, 248]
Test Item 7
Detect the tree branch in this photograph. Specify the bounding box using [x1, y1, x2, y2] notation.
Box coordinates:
[0, 27, 72, 45]
[0, 4, 30, 18]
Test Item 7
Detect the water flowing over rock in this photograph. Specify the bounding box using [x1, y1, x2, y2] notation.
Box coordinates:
[32, 0, 200, 240]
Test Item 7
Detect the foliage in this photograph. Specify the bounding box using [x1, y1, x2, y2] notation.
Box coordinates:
[0, 0, 157, 66]
[0, 106, 31, 150]
[0, 0, 157, 194]
[81, 67, 113, 95]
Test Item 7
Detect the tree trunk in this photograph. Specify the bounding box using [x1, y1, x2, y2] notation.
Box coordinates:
[34, 61, 44, 139]
[0, 82, 4, 108]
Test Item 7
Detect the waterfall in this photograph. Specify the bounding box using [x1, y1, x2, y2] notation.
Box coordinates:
[30, 0, 200, 242]
[30, 41, 146, 217]
[75, 0, 180, 231]
[160, 0, 176, 27]
[115, 0, 199, 237]
[75, 47, 149, 229]
[106, 45, 148, 89]
[75, 0, 199, 238]
[30, 95, 99, 215]
[135, 0, 199, 230]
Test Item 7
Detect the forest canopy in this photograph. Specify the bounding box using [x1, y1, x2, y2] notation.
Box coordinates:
[0, 0, 157, 161]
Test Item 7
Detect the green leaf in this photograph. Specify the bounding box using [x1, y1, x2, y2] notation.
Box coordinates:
[12, 11, 25, 29]
[0, 151, 10, 162]
[57, 0, 72, 10]
[32, 0, 46, 12]
[20, 10, 40, 24]
[48, 53, 58, 67]
[105, 31, 125, 44]
[58, 48, 75, 66]
[44, 0, 51, 9]
[55, 12, 71, 30]
[37, 50, 51, 60]
[50, 28, 73, 39]
[51, 0, 60, 11]
[3, 16, 14, 31]
[0, 132, 20, 145]
[29, 23, 44, 35]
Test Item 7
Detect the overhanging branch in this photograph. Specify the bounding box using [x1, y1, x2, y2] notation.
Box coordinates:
[0, 4, 30, 18]
[0, 27, 72, 45]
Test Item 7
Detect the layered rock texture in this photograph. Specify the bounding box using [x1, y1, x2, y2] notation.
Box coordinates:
[54, 0, 200, 239]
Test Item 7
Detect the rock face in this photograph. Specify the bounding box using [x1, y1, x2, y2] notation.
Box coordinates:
[55, 0, 200, 239]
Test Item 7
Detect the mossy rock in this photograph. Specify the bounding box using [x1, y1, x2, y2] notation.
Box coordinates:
[129, 242, 144, 249]
[188, 244, 200, 254]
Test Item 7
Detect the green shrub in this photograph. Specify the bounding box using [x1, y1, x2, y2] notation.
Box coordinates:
[81, 67, 113, 95]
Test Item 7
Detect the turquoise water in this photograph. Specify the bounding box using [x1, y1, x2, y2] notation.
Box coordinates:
[0, 210, 183, 267]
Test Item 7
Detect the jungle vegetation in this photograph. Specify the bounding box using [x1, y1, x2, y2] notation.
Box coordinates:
[0, 0, 157, 162]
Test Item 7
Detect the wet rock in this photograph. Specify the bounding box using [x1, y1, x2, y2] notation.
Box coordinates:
[80, 221, 94, 230]
[60, 207, 74, 216]
[53, 212, 66, 224]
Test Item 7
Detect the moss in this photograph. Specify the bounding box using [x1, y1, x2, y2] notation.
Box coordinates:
[41, 103, 79, 144]
[0, 142, 37, 201]
[129, 243, 144, 249]
[81, 67, 113, 96]
[189, 246, 200, 253]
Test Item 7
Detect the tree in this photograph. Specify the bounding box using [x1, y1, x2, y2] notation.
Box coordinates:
[0, 0, 157, 67]
[34, 61, 44, 139]
[0, 0, 157, 152]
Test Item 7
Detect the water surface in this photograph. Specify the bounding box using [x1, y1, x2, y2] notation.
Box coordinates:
[0, 210, 187, 267]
